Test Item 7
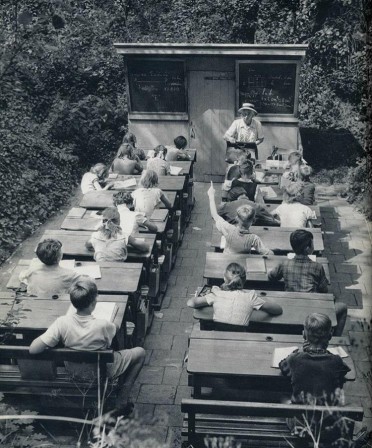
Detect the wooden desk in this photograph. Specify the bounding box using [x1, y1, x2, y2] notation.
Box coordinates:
[187, 331, 355, 397]
[192, 289, 337, 332]
[61, 208, 170, 235]
[0, 295, 127, 348]
[144, 148, 197, 162]
[113, 175, 186, 193]
[6, 260, 143, 295]
[210, 226, 324, 255]
[80, 190, 177, 210]
[257, 185, 283, 203]
[264, 204, 321, 227]
[39, 230, 156, 263]
[204, 252, 330, 286]
[142, 161, 192, 177]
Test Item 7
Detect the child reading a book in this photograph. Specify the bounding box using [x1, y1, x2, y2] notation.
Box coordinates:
[113, 191, 158, 237]
[165, 135, 190, 161]
[111, 143, 143, 175]
[208, 182, 273, 255]
[229, 159, 264, 203]
[19, 239, 80, 297]
[187, 263, 282, 326]
[81, 163, 112, 194]
[279, 312, 350, 404]
[121, 132, 146, 161]
[29, 277, 146, 415]
[268, 229, 347, 336]
[86, 207, 149, 261]
[131, 170, 172, 218]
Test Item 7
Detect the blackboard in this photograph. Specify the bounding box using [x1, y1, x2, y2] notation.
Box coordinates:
[238, 62, 297, 114]
[128, 60, 187, 113]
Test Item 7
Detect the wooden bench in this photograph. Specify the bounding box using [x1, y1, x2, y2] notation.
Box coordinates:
[181, 398, 364, 448]
[0, 345, 118, 410]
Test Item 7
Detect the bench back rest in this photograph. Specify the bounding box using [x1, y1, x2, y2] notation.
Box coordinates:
[0, 346, 114, 381]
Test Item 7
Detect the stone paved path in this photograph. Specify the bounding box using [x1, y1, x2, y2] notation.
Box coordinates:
[0, 183, 371, 446]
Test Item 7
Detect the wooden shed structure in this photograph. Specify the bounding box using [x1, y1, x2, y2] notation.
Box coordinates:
[114, 43, 308, 181]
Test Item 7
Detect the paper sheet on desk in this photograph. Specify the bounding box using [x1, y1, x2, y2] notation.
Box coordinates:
[74, 264, 102, 279]
[260, 186, 277, 198]
[114, 178, 137, 189]
[170, 166, 183, 176]
[255, 172, 266, 183]
[246, 257, 266, 273]
[272, 346, 298, 368]
[328, 346, 348, 358]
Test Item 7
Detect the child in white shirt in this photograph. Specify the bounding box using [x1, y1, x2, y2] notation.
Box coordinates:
[81, 163, 112, 194]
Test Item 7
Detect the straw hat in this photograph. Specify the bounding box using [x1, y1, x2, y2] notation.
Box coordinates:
[238, 103, 257, 115]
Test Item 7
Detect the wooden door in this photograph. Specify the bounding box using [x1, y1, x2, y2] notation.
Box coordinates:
[188, 71, 235, 182]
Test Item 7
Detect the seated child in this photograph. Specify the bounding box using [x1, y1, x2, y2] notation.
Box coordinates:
[208, 182, 273, 255]
[29, 277, 146, 414]
[146, 145, 170, 176]
[165, 135, 190, 161]
[280, 151, 306, 190]
[268, 229, 347, 336]
[113, 191, 158, 238]
[111, 143, 143, 175]
[131, 170, 172, 218]
[279, 312, 350, 405]
[121, 132, 146, 161]
[86, 207, 149, 262]
[298, 165, 316, 205]
[187, 263, 282, 326]
[218, 188, 280, 227]
[222, 153, 250, 194]
[81, 163, 112, 194]
[271, 183, 314, 228]
[19, 239, 80, 297]
[229, 160, 264, 203]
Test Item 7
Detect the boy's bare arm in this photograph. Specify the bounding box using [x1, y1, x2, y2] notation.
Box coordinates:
[29, 337, 49, 355]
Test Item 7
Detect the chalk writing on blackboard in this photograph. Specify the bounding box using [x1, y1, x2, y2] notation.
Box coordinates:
[238, 63, 297, 114]
[128, 60, 187, 113]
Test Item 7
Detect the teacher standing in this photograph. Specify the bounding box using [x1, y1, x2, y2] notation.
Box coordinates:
[224, 103, 264, 160]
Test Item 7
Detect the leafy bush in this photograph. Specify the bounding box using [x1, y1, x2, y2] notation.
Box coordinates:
[347, 156, 372, 219]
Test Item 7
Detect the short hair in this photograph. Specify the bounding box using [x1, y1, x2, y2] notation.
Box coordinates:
[236, 204, 256, 225]
[70, 277, 98, 310]
[117, 143, 135, 159]
[223, 262, 246, 290]
[239, 160, 254, 177]
[174, 135, 187, 149]
[122, 132, 136, 145]
[36, 239, 62, 265]
[299, 164, 313, 180]
[304, 313, 332, 345]
[290, 229, 313, 254]
[283, 183, 303, 203]
[153, 145, 167, 158]
[113, 191, 133, 206]
[102, 207, 120, 225]
[140, 170, 158, 188]
[90, 163, 108, 178]
[228, 187, 249, 201]
[288, 151, 303, 165]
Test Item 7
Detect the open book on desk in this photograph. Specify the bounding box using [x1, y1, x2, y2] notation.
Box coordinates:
[246, 257, 267, 273]
[260, 186, 277, 198]
[170, 166, 183, 176]
[272, 345, 349, 368]
[114, 178, 137, 189]
[67, 302, 118, 323]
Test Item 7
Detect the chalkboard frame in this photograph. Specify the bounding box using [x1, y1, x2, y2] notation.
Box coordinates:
[126, 58, 188, 117]
[235, 60, 300, 117]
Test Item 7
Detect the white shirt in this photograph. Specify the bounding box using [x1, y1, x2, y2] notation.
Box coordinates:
[146, 157, 170, 176]
[40, 313, 116, 350]
[81, 172, 101, 194]
[205, 286, 265, 326]
[117, 204, 147, 238]
[273, 203, 313, 228]
[131, 187, 162, 218]
[224, 117, 263, 143]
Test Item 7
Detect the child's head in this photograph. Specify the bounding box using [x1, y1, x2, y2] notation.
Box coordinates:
[283, 183, 303, 204]
[99, 207, 121, 238]
[237, 153, 252, 166]
[222, 263, 246, 290]
[122, 132, 137, 146]
[140, 170, 158, 188]
[288, 151, 303, 167]
[304, 313, 332, 347]
[299, 164, 313, 181]
[117, 143, 135, 160]
[174, 135, 187, 150]
[153, 145, 167, 159]
[113, 191, 133, 207]
[236, 204, 256, 228]
[36, 239, 63, 265]
[69, 277, 98, 311]
[239, 160, 255, 179]
[290, 229, 314, 255]
[90, 163, 108, 180]
[227, 187, 249, 202]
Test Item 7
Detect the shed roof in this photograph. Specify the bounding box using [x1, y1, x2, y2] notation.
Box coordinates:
[114, 43, 308, 57]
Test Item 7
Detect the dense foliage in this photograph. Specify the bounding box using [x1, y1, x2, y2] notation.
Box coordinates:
[0, 0, 370, 264]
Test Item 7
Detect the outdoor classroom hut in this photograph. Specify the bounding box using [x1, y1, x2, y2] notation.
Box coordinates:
[114, 43, 308, 182]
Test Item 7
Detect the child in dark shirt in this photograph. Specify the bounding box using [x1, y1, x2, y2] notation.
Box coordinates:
[268, 229, 347, 336]
[279, 312, 350, 405]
